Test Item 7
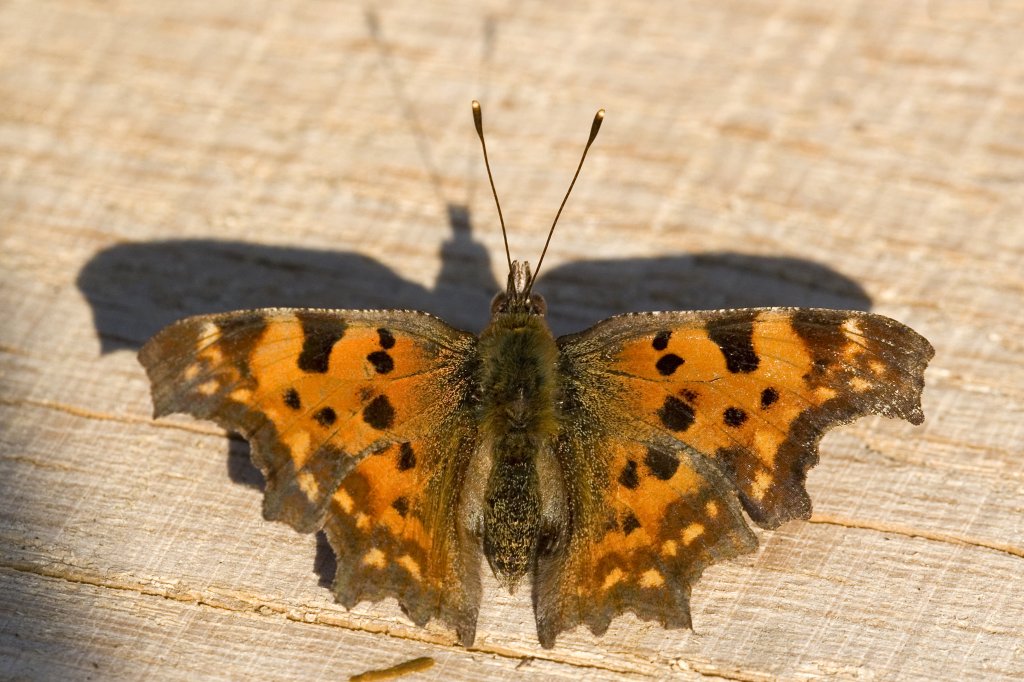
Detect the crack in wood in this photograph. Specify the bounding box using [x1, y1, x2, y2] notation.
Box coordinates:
[0, 397, 224, 438]
[808, 513, 1024, 560]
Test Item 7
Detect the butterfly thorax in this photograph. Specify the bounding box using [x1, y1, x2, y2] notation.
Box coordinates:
[477, 264, 561, 590]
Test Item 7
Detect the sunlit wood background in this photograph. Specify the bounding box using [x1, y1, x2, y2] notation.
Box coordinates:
[1, 0, 1022, 679]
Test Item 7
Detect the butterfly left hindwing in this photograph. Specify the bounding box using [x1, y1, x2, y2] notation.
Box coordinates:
[534, 429, 757, 647]
[534, 307, 933, 645]
[138, 308, 484, 645]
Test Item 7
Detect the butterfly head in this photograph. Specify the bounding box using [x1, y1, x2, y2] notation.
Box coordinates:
[491, 260, 546, 316]
[473, 100, 603, 321]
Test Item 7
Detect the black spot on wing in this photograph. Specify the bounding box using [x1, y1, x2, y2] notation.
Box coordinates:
[622, 512, 641, 535]
[215, 312, 267, 379]
[216, 311, 267, 336]
[392, 496, 409, 517]
[313, 406, 337, 427]
[283, 388, 301, 410]
[761, 387, 779, 408]
[377, 328, 396, 349]
[367, 350, 394, 374]
[723, 406, 747, 427]
[397, 442, 416, 471]
[618, 460, 640, 490]
[706, 312, 759, 373]
[297, 312, 347, 374]
[363, 394, 395, 430]
[790, 310, 848, 385]
[644, 446, 679, 480]
[658, 395, 695, 432]
[652, 330, 671, 351]
[655, 353, 684, 376]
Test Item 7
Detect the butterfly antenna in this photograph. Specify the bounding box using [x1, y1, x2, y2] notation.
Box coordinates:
[472, 100, 513, 273]
[525, 107, 605, 297]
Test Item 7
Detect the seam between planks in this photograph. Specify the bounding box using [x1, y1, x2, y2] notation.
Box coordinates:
[0, 560, 672, 679]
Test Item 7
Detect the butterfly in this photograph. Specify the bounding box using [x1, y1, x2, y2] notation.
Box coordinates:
[138, 101, 934, 648]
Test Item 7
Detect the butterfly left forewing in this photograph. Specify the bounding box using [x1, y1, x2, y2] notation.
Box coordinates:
[538, 307, 933, 645]
[139, 308, 483, 644]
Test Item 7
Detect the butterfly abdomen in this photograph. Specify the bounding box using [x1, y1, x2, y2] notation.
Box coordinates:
[477, 312, 561, 589]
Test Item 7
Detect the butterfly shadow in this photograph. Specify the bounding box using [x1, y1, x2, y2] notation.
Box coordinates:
[76, 204, 872, 588]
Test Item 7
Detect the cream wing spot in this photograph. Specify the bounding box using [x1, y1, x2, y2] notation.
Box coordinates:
[398, 555, 422, 581]
[661, 540, 678, 557]
[602, 567, 625, 590]
[640, 569, 665, 588]
[230, 387, 253, 402]
[842, 318, 863, 337]
[850, 376, 872, 392]
[199, 344, 224, 366]
[194, 321, 222, 361]
[335, 488, 354, 513]
[283, 430, 312, 469]
[815, 386, 838, 401]
[682, 523, 705, 546]
[363, 548, 386, 569]
[751, 470, 773, 500]
[296, 470, 320, 497]
[843, 344, 861, 362]
[197, 379, 219, 396]
[705, 501, 720, 518]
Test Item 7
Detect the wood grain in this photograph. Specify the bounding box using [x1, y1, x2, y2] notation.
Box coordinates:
[1, 0, 1022, 679]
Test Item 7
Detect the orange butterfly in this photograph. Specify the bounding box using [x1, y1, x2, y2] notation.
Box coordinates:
[139, 102, 934, 648]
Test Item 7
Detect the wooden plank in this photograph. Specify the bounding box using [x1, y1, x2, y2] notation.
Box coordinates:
[2, 0, 1023, 679]
[0, 568, 635, 681]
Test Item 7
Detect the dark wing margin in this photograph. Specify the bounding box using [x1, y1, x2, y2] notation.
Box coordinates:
[138, 308, 484, 645]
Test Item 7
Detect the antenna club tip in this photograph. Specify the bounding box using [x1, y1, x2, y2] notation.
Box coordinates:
[587, 108, 605, 144]
[472, 100, 483, 134]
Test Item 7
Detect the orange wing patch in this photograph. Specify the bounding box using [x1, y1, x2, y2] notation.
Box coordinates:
[139, 308, 481, 645]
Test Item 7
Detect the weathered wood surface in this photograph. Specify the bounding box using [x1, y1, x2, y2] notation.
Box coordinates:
[2, 0, 1023, 679]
